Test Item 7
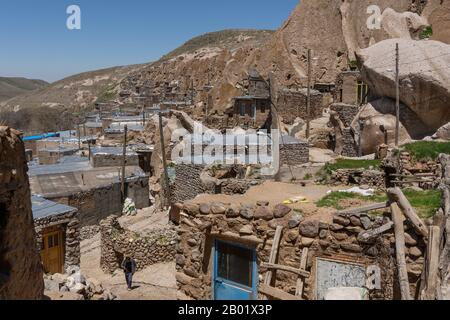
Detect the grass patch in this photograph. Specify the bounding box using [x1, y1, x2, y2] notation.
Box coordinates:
[402, 189, 441, 219]
[323, 159, 381, 174]
[402, 141, 450, 162]
[420, 26, 433, 40]
[316, 189, 441, 218]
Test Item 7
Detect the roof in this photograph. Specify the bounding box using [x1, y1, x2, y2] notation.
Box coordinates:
[233, 96, 270, 100]
[84, 122, 103, 128]
[280, 135, 308, 145]
[91, 147, 138, 156]
[32, 195, 77, 220]
[29, 164, 147, 198]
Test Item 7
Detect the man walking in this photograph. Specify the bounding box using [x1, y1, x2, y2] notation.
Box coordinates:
[121, 255, 137, 291]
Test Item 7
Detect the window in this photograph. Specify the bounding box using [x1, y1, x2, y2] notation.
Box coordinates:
[240, 104, 246, 117]
[216, 241, 253, 287]
[357, 81, 369, 105]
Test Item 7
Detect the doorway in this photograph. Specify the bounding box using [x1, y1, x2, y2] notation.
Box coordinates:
[213, 240, 257, 300]
[40, 228, 64, 274]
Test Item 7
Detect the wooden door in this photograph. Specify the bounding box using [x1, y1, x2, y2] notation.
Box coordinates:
[41, 230, 64, 274]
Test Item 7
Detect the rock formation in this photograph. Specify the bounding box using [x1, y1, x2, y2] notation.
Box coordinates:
[358, 38, 450, 132]
[0, 126, 44, 300]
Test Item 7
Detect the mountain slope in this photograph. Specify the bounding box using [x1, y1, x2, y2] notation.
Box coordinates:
[0, 77, 48, 102]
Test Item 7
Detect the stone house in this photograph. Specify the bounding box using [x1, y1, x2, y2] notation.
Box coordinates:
[226, 71, 272, 130]
[334, 71, 369, 106]
[28, 162, 150, 227]
[90, 147, 140, 168]
[32, 195, 80, 274]
[37, 147, 78, 165]
[276, 88, 324, 125]
[83, 122, 104, 137]
[175, 196, 427, 300]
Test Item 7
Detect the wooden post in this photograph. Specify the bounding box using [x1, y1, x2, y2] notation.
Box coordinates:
[159, 111, 171, 209]
[306, 49, 312, 140]
[387, 187, 429, 238]
[121, 125, 128, 203]
[295, 247, 308, 297]
[395, 43, 400, 147]
[422, 226, 441, 300]
[263, 226, 283, 300]
[391, 202, 412, 300]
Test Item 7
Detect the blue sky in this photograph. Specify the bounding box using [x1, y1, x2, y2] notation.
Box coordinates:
[0, 0, 298, 82]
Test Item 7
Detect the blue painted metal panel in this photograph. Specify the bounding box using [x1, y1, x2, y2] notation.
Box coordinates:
[23, 132, 59, 141]
[212, 240, 258, 300]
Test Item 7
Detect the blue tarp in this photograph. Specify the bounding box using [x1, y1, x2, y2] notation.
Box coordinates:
[23, 132, 59, 141]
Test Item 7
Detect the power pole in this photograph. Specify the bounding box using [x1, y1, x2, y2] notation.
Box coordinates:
[121, 124, 128, 203]
[306, 49, 312, 140]
[158, 110, 171, 209]
[77, 124, 81, 150]
[395, 43, 400, 147]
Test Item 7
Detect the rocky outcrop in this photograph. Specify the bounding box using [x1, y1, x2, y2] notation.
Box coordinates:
[359, 38, 450, 132]
[422, 0, 450, 44]
[0, 126, 44, 300]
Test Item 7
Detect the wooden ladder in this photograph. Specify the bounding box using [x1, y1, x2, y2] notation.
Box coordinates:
[259, 226, 310, 300]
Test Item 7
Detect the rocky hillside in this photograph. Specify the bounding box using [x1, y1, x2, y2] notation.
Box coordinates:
[0, 77, 48, 102]
[3, 0, 450, 133]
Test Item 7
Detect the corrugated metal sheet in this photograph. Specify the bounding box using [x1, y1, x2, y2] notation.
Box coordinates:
[31, 195, 77, 220]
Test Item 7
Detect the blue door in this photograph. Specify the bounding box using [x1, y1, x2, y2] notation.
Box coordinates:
[213, 240, 257, 300]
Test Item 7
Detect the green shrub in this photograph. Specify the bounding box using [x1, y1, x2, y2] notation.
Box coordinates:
[420, 26, 433, 39]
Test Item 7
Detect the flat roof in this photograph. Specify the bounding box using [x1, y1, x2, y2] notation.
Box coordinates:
[91, 147, 138, 156]
[32, 195, 77, 220]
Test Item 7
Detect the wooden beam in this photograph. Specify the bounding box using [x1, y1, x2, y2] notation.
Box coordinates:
[261, 263, 310, 278]
[391, 202, 412, 300]
[264, 226, 283, 286]
[392, 180, 434, 184]
[338, 202, 390, 216]
[295, 248, 309, 297]
[422, 226, 441, 300]
[259, 284, 303, 301]
[387, 187, 429, 238]
[210, 232, 263, 245]
[357, 222, 394, 243]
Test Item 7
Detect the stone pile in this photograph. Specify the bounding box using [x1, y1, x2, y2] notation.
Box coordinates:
[43, 267, 117, 300]
[80, 225, 101, 241]
[100, 216, 177, 274]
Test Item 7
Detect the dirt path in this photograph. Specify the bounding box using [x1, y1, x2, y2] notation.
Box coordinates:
[80, 208, 177, 300]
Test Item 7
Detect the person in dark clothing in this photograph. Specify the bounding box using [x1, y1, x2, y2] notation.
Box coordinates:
[121, 256, 137, 291]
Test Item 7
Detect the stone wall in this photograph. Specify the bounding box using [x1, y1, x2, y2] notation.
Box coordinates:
[342, 128, 358, 157]
[280, 141, 310, 166]
[0, 126, 44, 299]
[330, 169, 386, 189]
[176, 200, 426, 300]
[34, 212, 81, 270]
[171, 165, 209, 204]
[330, 103, 360, 127]
[100, 215, 176, 274]
[276, 89, 323, 125]
[334, 71, 360, 105]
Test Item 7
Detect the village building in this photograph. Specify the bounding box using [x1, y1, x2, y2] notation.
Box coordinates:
[334, 71, 369, 106]
[82, 121, 104, 136]
[37, 147, 78, 165]
[90, 147, 140, 168]
[279, 135, 310, 166]
[32, 195, 80, 274]
[276, 88, 324, 125]
[225, 70, 272, 130]
[28, 160, 150, 227]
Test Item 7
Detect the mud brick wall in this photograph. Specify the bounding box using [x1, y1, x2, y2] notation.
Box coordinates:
[100, 216, 176, 274]
[280, 142, 309, 166]
[276, 89, 323, 125]
[90, 153, 139, 168]
[176, 200, 426, 300]
[0, 126, 44, 299]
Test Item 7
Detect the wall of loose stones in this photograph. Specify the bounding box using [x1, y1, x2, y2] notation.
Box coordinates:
[176, 201, 426, 300]
[100, 215, 176, 274]
[279, 142, 310, 166]
[330, 169, 386, 189]
[276, 89, 324, 125]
